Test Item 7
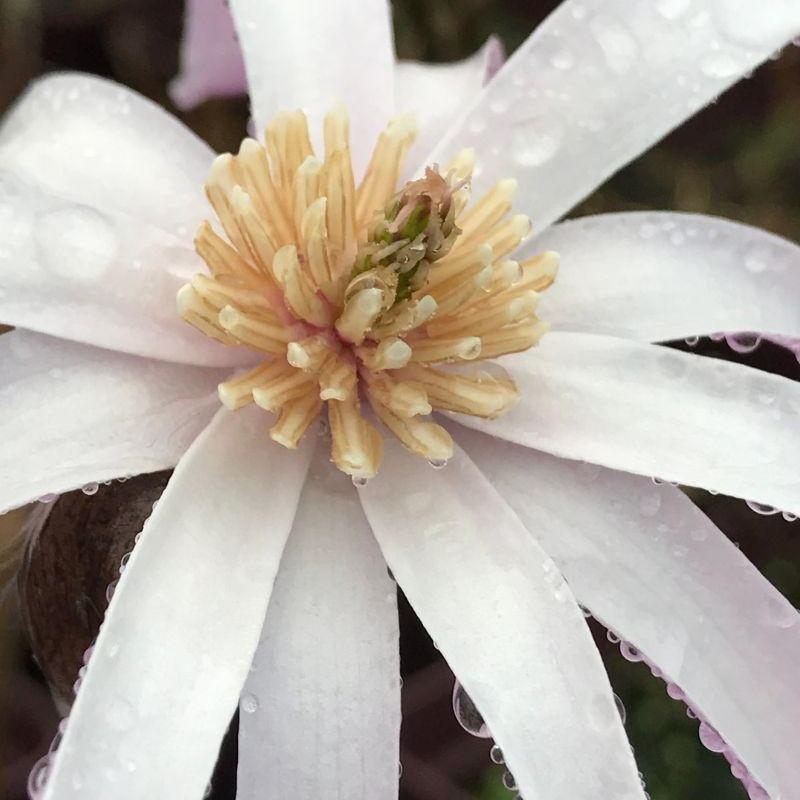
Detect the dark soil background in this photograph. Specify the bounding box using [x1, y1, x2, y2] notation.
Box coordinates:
[0, 2, 798, 799]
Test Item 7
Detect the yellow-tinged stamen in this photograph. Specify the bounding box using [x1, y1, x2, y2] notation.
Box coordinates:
[178, 106, 558, 479]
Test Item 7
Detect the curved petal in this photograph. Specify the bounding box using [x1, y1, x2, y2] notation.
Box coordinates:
[0, 330, 226, 514]
[0, 169, 250, 366]
[0, 74, 247, 365]
[428, 0, 800, 231]
[170, 0, 247, 109]
[238, 445, 400, 800]
[526, 212, 800, 342]
[397, 37, 504, 176]
[228, 0, 395, 170]
[454, 332, 800, 516]
[457, 425, 799, 800]
[0, 73, 213, 234]
[41, 406, 313, 800]
[358, 439, 645, 800]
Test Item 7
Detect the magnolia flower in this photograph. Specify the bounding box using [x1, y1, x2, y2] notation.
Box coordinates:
[1, 1, 800, 800]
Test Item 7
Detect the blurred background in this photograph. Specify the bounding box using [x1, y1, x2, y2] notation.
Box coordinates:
[0, 1, 798, 799]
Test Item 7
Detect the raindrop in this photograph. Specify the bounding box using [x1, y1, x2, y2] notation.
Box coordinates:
[27, 755, 50, 799]
[490, 744, 505, 764]
[765, 597, 797, 630]
[606, 630, 620, 644]
[684, 335, 700, 346]
[452, 680, 491, 738]
[698, 721, 726, 753]
[614, 693, 627, 725]
[743, 244, 770, 274]
[351, 475, 369, 487]
[726, 333, 761, 353]
[510, 115, 564, 168]
[241, 693, 260, 714]
[36, 206, 118, 282]
[427, 458, 449, 470]
[590, 18, 639, 74]
[782, 511, 797, 522]
[655, 0, 691, 19]
[550, 48, 575, 70]
[106, 578, 119, 604]
[502, 771, 518, 791]
[666, 682, 686, 701]
[620, 641, 643, 662]
[38, 493, 58, 504]
[745, 500, 779, 516]
[82, 482, 100, 496]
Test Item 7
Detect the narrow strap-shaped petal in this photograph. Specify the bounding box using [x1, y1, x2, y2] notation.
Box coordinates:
[525, 212, 800, 342]
[170, 0, 247, 109]
[456, 332, 800, 515]
[0, 74, 248, 365]
[428, 0, 800, 230]
[237, 444, 400, 800]
[228, 0, 395, 171]
[457, 425, 799, 800]
[358, 439, 646, 800]
[0, 330, 225, 514]
[396, 37, 503, 177]
[41, 406, 313, 800]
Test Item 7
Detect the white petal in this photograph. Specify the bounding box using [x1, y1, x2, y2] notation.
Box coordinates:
[529, 212, 800, 342]
[457, 425, 799, 800]
[0, 330, 226, 514]
[170, 0, 247, 109]
[428, 1, 800, 230]
[0, 168, 248, 366]
[358, 439, 645, 800]
[238, 444, 400, 800]
[396, 37, 503, 175]
[0, 73, 213, 234]
[455, 332, 800, 515]
[42, 406, 313, 800]
[0, 74, 246, 365]
[228, 0, 395, 170]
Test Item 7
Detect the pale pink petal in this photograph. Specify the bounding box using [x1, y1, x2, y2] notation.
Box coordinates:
[527, 212, 800, 342]
[0, 330, 226, 514]
[169, 0, 247, 110]
[0, 74, 248, 366]
[396, 37, 504, 175]
[359, 439, 645, 800]
[238, 444, 400, 800]
[41, 406, 314, 800]
[228, 0, 395, 172]
[458, 425, 799, 800]
[454, 332, 800, 515]
[428, 1, 800, 231]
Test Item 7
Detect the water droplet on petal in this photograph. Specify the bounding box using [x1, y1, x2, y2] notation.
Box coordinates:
[452, 680, 491, 738]
[510, 115, 564, 167]
[700, 52, 742, 78]
[614, 693, 627, 725]
[351, 475, 369, 487]
[745, 500, 779, 516]
[82, 482, 99, 496]
[590, 18, 639, 74]
[38, 493, 58, 504]
[241, 693, 260, 713]
[656, 0, 692, 19]
[698, 721, 726, 753]
[427, 458, 449, 470]
[490, 744, 504, 764]
[27, 755, 51, 798]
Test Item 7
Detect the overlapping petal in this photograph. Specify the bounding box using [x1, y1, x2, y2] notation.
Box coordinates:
[228, 0, 395, 170]
[0, 330, 226, 514]
[359, 439, 646, 800]
[429, 0, 800, 230]
[41, 406, 313, 800]
[170, 0, 247, 109]
[458, 425, 799, 800]
[526, 212, 800, 342]
[238, 444, 400, 800]
[455, 332, 800, 515]
[0, 74, 248, 365]
[397, 37, 503, 174]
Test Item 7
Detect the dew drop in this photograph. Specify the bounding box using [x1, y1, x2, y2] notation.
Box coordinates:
[351, 475, 369, 487]
[36, 206, 118, 282]
[427, 457, 449, 470]
[82, 482, 100, 496]
[782, 511, 797, 522]
[614, 693, 627, 725]
[698, 721, 726, 753]
[106, 578, 119, 604]
[684, 335, 700, 346]
[620, 641, 643, 662]
[452, 680, 491, 738]
[550, 48, 575, 70]
[765, 596, 797, 629]
[38, 492, 58, 504]
[490, 744, 505, 764]
[745, 500, 779, 516]
[726, 333, 761, 353]
[607, 630, 621, 644]
[743, 243, 770, 274]
[502, 770, 518, 790]
[655, 0, 691, 19]
[510, 115, 564, 167]
[27, 755, 51, 799]
[241, 693, 260, 713]
[590, 18, 639, 74]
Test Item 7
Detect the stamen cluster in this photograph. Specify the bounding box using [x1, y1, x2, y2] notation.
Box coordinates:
[178, 105, 557, 479]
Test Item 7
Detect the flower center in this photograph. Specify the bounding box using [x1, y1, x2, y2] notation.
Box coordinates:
[178, 105, 558, 479]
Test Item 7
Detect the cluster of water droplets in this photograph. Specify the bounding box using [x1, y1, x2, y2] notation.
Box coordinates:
[27, 489, 150, 799]
[597, 617, 773, 800]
